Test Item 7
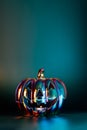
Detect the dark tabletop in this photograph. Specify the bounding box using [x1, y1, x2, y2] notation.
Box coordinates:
[0, 113, 87, 130]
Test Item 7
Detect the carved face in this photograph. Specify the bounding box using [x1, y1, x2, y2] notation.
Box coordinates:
[15, 69, 67, 116]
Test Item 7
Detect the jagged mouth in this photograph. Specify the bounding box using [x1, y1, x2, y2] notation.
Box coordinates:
[28, 98, 58, 112]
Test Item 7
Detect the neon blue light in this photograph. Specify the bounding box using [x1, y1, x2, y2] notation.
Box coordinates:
[59, 95, 63, 108]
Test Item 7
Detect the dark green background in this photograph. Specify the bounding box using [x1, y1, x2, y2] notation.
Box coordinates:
[0, 0, 87, 114]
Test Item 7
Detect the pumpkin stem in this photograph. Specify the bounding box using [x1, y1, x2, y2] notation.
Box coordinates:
[37, 68, 45, 79]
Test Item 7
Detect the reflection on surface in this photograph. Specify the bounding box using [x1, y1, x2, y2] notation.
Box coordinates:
[0, 113, 87, 130]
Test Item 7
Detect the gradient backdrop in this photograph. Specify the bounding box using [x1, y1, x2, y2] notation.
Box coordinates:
[0, 0, 87, 115]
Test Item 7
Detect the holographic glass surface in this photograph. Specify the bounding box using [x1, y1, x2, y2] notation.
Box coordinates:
[15, 69, 67, 116]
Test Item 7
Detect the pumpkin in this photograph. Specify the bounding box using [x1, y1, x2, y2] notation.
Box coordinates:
[15, 68, 67, 116]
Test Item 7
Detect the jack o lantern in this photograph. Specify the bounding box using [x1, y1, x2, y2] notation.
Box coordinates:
[15, 68, 67, 116]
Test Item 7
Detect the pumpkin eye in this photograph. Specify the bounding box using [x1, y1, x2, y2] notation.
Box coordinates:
[36, 89, 43, 98]
[35, 80, 45, 99]
[46, 81, 58, 100]
[49, 82, 55, 89]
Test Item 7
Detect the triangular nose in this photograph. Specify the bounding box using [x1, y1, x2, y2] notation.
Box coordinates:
[36, 89, 43, 98]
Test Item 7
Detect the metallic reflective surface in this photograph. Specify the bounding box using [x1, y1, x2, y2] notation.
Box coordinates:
[15, 69, 67, 116]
